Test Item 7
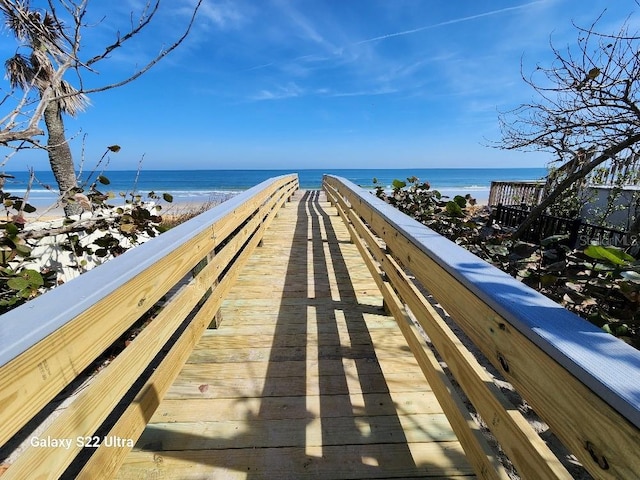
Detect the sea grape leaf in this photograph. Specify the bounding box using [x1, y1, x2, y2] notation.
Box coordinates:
[445, 200, 463, 217]
[14, 244, 31, 257]
[22, 203, 36, 213]
[540, 274, 558, 287]
[584, 245, 634, 265]
[162, 193, 174, 203]
[5, 223, 19, 237]
[120, 223, 136, 233]
[24, 269, 44, 287]
[486, 244, 509, 256]
[453, 195, 466, 208]
[7, 277, 29, 290]
[392, 179, 406, 189]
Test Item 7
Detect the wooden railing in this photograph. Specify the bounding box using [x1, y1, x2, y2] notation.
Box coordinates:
[323, 174, 640, 480]
[488, 180, 545, 207]
[0, 174, 299, 479]
[492, 204, 630, 248]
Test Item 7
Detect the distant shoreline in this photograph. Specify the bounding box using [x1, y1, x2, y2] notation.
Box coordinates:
[6, 167, 544, 208]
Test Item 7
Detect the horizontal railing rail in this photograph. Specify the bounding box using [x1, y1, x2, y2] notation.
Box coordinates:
[488, 180, 545, 207]
[324, 174, 640, 480]
[0, 174, 299, 479]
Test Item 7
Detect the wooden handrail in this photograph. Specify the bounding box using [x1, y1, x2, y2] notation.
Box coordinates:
[324, 174, 640, 480]
[0, 174, 298, 479]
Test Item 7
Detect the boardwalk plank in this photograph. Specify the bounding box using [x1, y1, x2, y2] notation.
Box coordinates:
[119, 443, 473, 479]
[117, 190, 472, 479]
[150, 392, 445, 423]
[136, 413, 457, 450]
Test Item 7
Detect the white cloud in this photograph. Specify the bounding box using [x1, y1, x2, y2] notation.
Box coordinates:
[354, 1, 548, 45]
[249, 82, 304, 101]
[200, 0, 249, 29]
[328, 87, 399, 98]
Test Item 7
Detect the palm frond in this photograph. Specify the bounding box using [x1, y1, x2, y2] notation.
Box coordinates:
[1, 1, 66, 55]
[4, 53, 36, 89]
[57, 80, 89, 116]
[6, 50, 87, 115]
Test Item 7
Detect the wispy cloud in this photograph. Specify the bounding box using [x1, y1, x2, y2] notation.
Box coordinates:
[199, 0, 250, 29]
[248, 83, 403, 102]
[354, 1, 547, 45]
[328, 87, 399, 98]
[271, 0, 338, 52]
[249, 82, 304, 101]
[231, 0, 563, 105]
[244, 1, 547, 79]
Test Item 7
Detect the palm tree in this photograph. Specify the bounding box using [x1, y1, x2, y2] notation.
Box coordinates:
[2, 1, 88, 215]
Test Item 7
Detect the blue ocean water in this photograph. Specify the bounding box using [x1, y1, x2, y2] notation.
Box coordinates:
[4, 168, 547, 206]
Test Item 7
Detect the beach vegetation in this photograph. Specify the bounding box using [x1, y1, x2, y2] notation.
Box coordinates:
[495, 6, 640, 238]
[376, 175, 640, 349]
[159, 199, 220, 231]
[0, 160, 175, 313]
[0, 0, 202, 215]
[373, 176, 476, 223]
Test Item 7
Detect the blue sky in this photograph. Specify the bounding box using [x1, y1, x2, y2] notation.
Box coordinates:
[2, 0, 639, 171]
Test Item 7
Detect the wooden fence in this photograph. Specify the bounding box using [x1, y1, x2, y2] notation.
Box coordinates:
[488, 181, 545, 207]
[0, 174, 299, 479]
[323, 174, 640, 480]
[492, 204, 631, 248]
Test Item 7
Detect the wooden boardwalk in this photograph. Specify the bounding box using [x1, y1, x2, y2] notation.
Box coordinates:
[116, 190, 473, 479]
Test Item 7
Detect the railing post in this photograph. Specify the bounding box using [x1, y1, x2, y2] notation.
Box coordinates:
[568, 217, 583, 249]
[191, 250, 223, 328]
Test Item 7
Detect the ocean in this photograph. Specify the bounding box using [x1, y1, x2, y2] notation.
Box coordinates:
[3, 168, 548, 206]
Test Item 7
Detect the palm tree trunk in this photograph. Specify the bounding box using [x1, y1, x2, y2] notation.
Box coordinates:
[43, 100, 83, 216]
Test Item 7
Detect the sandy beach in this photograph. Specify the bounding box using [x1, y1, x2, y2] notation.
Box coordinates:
[19, 199, 220, 223]
[18, 192, 488, 229]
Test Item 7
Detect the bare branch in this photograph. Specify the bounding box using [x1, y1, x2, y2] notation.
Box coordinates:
[513, 131, 640, 238]
[0, 0, 202, 151]
[493, 8, 640, 239]
[80, 0, 203, 95]
[84, 0, 162, 66]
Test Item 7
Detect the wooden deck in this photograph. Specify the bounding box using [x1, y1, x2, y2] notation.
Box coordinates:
[116, 190, 473, 479]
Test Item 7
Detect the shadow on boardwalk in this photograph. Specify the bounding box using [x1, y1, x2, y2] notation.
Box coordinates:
[118, 190, 471, 479]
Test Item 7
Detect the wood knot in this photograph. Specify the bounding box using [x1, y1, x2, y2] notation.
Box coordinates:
[497, 353, 510, 373]
[585, 441, 609, 470]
